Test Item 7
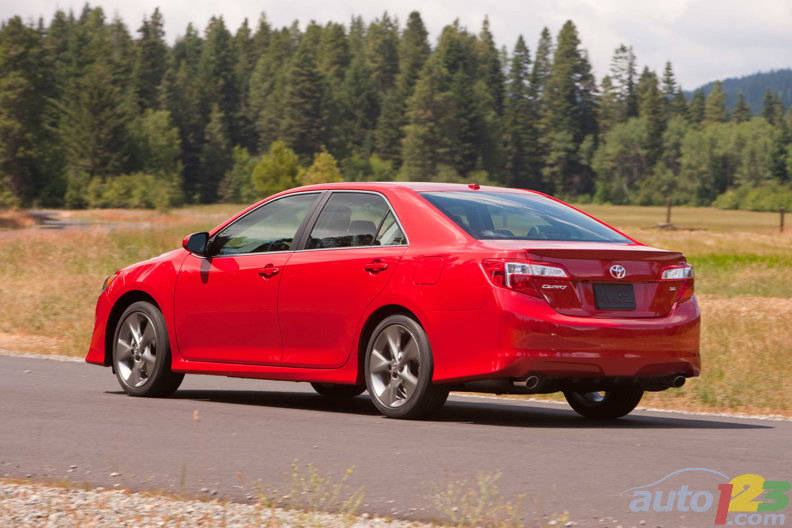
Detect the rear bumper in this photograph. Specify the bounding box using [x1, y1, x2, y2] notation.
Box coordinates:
[430, 290, 701, 383]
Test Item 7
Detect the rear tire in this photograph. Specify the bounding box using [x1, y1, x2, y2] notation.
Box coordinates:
[112, 301, 184, 397]
[564, 388, 644, 420]
[364, 314, 448, 419]
[310, 382, 366, 399]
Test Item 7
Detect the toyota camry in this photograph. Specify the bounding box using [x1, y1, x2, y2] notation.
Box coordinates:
[86, 182, 700, 419]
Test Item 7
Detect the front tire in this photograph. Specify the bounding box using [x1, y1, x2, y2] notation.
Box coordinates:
[112, 301, 184, 397]
[364, 315, 448, 419]
[564, 388, 644, 420]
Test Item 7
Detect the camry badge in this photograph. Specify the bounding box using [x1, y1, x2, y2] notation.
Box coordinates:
[541, 284, 567, 290]
[609, 265, 626, 279]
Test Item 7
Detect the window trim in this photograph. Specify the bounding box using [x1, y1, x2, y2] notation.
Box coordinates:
[204, 191, 322, 259]
[295, 190, 409, 252]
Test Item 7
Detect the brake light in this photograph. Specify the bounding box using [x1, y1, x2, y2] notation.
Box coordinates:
[660, 264, 694, 302]
[661, 265, 694, 280]
[482, 259, 568, 296]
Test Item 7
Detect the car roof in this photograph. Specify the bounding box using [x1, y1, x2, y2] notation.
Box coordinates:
[285, 181, 538, 194]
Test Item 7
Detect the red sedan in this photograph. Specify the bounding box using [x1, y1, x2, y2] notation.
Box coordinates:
[86, 183, 700, 419]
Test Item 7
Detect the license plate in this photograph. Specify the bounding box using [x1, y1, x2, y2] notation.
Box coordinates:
[593, 283, 636, 310]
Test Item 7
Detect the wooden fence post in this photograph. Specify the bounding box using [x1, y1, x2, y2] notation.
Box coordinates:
[781, 207, 786, 233]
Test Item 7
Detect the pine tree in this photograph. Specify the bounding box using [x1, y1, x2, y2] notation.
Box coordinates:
[172, 23, 203, 71]
[57, 61, 128, 180]
[129, 109, 181, 176]
[232, 18, 257, 150]
[733, 91, 751, 123]
[280, 42, 326, 160]
[344, 55, 379, 151]
[704, 81, 729, 123]
[762, 89, 784, 125]
[503, 36, 540, 189]
[197, 104, 231, 202]
[637, 68, 666, 165]
[401, 55, 449, 179]
[476, 16, 505, 115]
[669, 88, 688, 118]
[252, 13, 271, 58]
[688, 89, 705, 124]
[366, 13, 399, 93]
[661, 61, 676, 98]
[396, 11, 430, 98]
[530, 27, 552, 101]
[609, 44, 638, 120]
[374, 11, 429, 165]
[541, 21, 597, 194]
[198, 17, 239, 143]
[598, 75, 621, 134]
[347, 16, 365, 57]
[0, 16, 55, 204]
[318, 22, 350, 85]
[132, 8, 167, 110]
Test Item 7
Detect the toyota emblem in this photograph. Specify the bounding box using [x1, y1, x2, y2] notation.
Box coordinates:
[609, 264, 626, 279]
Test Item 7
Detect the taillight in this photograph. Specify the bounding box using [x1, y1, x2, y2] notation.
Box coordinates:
[660, 264, 694, 302]
[482, 259, 568, 297]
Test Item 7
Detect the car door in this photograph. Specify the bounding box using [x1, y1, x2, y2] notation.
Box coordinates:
[174, 192, 320, 364]
[278, 191, 408, 368]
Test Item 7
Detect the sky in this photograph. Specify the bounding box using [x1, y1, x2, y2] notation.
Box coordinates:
[3, 0, 792, 89]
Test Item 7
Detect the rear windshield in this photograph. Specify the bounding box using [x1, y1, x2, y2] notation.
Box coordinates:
[420, 191, 631, 243]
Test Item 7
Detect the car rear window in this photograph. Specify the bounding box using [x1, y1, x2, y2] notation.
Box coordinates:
[419, 191, 631, 243]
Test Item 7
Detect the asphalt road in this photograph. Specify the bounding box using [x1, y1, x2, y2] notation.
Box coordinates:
[1, 355, 790, 527]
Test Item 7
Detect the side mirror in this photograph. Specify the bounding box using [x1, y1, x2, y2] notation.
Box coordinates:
[182, 232, 210, 256]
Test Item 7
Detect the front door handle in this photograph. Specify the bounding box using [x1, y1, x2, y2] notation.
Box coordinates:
[258, 264, 280, 278]
[364, 260, 389, 273]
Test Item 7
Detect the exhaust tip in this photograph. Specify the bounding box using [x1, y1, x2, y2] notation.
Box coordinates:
[524, 375, 541, 391]
[672, 375, 686, 388]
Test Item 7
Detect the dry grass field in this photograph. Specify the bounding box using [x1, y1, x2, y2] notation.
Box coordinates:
[0, 203, 790, 416]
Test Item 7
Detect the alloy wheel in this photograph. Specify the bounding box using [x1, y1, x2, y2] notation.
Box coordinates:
[115, 312, 157, 388]
[367, 324, 421, 408]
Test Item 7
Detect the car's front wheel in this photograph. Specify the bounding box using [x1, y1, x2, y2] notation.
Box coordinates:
[112, 301, 184, 397]
[364, 314, 448, 419]
[564, 388, 644, 419]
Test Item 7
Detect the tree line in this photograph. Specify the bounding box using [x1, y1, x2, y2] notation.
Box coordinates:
[1, 6, 791, 210]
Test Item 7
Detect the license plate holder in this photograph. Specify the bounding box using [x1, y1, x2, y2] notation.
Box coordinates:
[593, 283, 636, 310]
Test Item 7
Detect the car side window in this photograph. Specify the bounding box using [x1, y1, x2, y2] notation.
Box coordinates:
[306, 192, 405, 249]
[211, 193, 318, 256]
[375, 211, 407, 246]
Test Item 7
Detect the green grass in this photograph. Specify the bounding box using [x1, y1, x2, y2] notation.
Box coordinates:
[575, 203, 787, 233]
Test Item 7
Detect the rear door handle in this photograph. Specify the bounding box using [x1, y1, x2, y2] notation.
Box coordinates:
[364, 260, 389, 273]
[258, 264, 280, 278]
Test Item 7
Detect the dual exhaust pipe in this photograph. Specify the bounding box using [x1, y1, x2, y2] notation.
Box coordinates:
[511, 373, 686, 393]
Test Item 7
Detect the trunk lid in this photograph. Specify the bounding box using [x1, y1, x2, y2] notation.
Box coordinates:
[483, 241, 687, 318]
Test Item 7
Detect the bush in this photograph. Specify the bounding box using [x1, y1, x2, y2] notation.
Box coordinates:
[713, 182, 792, 212]
[82, 173, 184, 210]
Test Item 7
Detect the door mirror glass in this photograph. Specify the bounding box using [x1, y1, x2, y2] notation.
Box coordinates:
[183, 232, 209, 255]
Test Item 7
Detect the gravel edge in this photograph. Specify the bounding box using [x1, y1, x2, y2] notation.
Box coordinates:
[0, 480, 434, 528]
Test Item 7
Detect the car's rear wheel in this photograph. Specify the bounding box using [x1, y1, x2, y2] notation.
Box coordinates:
[364, 314, 448, 419]
[564, 388, 644, 419]
[310, 382, 366, 399]
[113, 301, 184, 397]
